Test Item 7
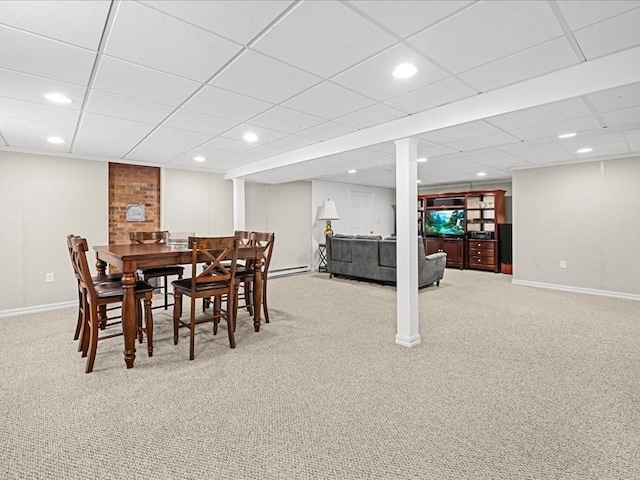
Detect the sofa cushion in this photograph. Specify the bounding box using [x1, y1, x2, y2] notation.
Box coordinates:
[378, 240, 396, 268]
[329, 238, 353, 263]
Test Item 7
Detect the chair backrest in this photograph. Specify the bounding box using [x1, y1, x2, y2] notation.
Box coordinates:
[249, 231, 275, 274]
[234, 230, 253, 247]
[70, 236, 99, 301]
[129, 231, 169, 244]
[66, 234, 80, 278]
[188, 236, 239, 288]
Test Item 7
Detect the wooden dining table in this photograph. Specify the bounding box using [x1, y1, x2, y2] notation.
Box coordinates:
[93, 242, 265, 369]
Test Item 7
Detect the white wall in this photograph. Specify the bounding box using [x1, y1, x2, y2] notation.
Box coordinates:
[162, 168, 233, 236]
[513, 157, 640, 296]
[246, 181, 311, 272]
[311, 180, 396, 270]
[0, 151, 108, 312]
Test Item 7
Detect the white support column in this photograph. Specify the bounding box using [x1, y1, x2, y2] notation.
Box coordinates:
[233, 178, 246, 232]
[394, 137, 420, 347]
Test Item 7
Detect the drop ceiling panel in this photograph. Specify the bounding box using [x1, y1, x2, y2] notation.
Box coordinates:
[0, 69, 86, 107]
[0, 116, 76, 150]
[587, 82, 640, 112]
[253, 0, 397, 78]
[0, 97, 80, 127]
[408, 1, 563, 74]
[80, 112, 155, 138]
[385, 77, 476, 114]
[0, 0, 111, 49]
[510, 115, 602, 141]
[349, 0, 473, 38]
[457, 149, 532, 168]
[73, 129, 141, 158]
[458, 37, 579, 92]
[106, 2, 242, 82]
[556, 1, 640, 31]
[182, 85, 272, 122]
[163, 110, 237, 136]
[267, 134, 318, 151]
[93, 57, 200, 106]
[573, 6, 640, 59]
[221, 124, 289, 145]
[500, 139, 575, 162]
[210, 50, 321, 104]
[169, 146, 235, 167]
[418, 144, 460, 158]
[203, 136, 258, 154]
[601, 106, 640, 127]
[0, 25, 96, 85]
[419, 121, 503, 144]
[85, 90, 174, 124]
[447, 132, 521, 152]
[147, 126, 212, 147]
[487, 98, 593, 131]
[332, 44, 449, 101]
[249, 106, 325, 134]
[283, 82, 376, 120]
[335, 104, 406, 130]
[125, 139, 193, 164]
[143, 0, 293, 45]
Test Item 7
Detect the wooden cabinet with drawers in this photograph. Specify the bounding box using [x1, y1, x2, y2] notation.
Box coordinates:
[424, 237, 464, 270]
[467, 239, 499, 272]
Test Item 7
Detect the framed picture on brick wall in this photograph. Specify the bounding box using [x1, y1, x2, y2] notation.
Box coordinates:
[126, 203, 146, 222]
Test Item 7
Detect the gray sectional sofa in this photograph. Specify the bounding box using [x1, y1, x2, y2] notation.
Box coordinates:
[325, 234, 446, 287]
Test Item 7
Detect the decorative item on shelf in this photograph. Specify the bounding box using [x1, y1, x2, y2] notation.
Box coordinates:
[319, 199, 340, 237]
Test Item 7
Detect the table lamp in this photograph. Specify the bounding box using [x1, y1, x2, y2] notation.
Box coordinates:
[319, 199, 340, 237]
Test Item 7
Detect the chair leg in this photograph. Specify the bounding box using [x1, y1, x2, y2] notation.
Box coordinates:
[227, 291, 236, 349]
[144, 294, 153, 357]
[263, 278, 269, 324]
[74, 290, 83, 341]
[163, 275, 169, 310]
[85, 305, 99, 373]
[173, 292, 181, 346]
[189, 296, 196, 361]
[245, 281, 254, 315]
[137, 300, 143, 344]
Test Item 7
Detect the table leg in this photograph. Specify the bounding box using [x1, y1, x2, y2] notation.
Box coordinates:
[121, 272, 138, 368]
[95, 256, 108, 327]
[253, 268, 263, 332]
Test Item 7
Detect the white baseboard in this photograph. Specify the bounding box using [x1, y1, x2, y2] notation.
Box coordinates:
[269, 266, 310, 278]
[512, 279, 640, 301]
[0, 300, 76, 319]
[395, 334, 422, 347]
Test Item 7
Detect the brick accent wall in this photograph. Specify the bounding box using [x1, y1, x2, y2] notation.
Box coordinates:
[108, 162, 160, 246]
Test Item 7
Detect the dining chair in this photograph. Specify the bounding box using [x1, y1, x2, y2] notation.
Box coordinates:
[71, 236, 155, 373]
[172, 236, 239, 360]
[236, 231, 275, 325]
[66, 234, 122, 345]
[129, 231, 185, 310]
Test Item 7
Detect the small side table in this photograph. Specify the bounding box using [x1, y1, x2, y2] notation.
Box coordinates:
[318, 243, 328, 272]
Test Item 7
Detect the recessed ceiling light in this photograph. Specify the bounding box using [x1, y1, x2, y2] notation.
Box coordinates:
[558, 132, 576, 139]
[392, 63, 417, 79]
[44, 92, 73, 104]
[347, 169, 357, 174]
[417, 157, 427, 163]
[243, 132, 259, 143]
[417, 179, 422, 183]
[193, 156, 206, 162]
[577, 147, 593, 153]
[476, 172, 487, 177]
[47, 136, 65, 144]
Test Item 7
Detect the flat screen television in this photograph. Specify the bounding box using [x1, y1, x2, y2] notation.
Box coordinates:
[424, 209, 465, 236]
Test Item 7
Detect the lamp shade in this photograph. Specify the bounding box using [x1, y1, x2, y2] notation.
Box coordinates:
[318, 200, 339, 220]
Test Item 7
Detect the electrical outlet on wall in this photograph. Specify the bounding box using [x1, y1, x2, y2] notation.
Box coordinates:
[46, 272, 54, 282]
[560, 260, 567, 269]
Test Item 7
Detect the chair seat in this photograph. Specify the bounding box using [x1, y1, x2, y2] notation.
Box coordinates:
[173, 278, 228, 294]
[92, 273, 122, 283]
[138, 265, 185, 278]
[95, 280, 155, 299]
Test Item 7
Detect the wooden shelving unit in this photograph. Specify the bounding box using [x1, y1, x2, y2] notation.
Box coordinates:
[418, 190, 506, 272]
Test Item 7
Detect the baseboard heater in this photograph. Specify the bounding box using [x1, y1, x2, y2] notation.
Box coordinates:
[269, 266, 310, 278]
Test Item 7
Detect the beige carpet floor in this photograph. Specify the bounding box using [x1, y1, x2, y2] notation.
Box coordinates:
[0, 269, 638, 479]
